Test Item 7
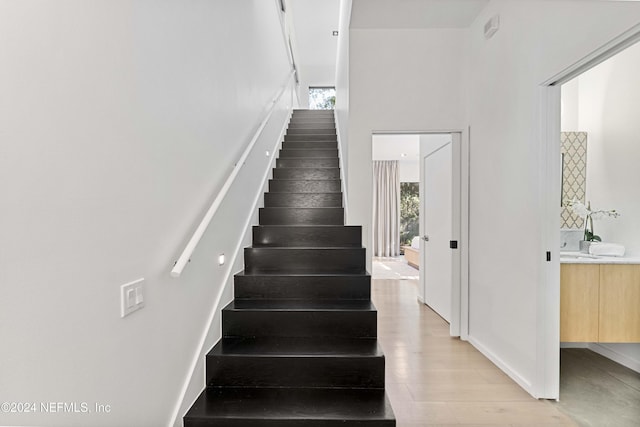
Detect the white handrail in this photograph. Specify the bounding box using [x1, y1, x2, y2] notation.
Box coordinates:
[167, 109, 292, 427]
[171, 70, 295, 278]
[334, 109, 349, 221]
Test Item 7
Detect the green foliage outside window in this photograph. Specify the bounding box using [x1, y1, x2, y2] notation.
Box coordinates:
[400, 182, 419, 246]
[309, 87, 336, 110]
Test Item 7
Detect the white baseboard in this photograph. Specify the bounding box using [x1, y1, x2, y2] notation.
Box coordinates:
[467, 336, 536, 398]
[588, 343, 640, 373]
[560, 342, 589, 348]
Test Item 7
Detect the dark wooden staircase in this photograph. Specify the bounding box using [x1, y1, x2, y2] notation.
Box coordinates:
[183, 110, 395, 426]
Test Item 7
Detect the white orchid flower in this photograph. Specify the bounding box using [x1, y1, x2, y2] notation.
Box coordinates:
[565, 199, 619, 242]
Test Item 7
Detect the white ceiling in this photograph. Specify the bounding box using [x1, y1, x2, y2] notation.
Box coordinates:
[287, 0, 492, 87]
[350, 0, 490, 29]
[289, 0, 340, 79]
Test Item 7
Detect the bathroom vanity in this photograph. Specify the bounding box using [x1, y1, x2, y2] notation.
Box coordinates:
[560, 253, 640, 343]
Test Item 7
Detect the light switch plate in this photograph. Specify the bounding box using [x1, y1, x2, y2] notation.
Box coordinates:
[121, 278, 145, 318]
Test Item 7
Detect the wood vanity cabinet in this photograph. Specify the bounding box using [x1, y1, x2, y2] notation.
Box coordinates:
[599, 265, 640, 342]
[560, 264, 599, 342]
[560, 263, 640, 343]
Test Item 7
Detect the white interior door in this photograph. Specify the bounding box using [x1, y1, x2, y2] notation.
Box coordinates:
[420, 133, 461, 336]
[421, 140, 452, 323]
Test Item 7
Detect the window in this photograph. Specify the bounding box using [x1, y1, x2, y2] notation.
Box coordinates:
[400, 182, 420, 246]
[309, 87, 336, 110]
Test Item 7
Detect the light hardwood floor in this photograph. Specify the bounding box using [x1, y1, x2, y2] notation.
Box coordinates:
[373, 279, 578, 427]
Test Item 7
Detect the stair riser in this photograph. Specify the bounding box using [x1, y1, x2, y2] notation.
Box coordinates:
[292, 111, 334, 114]
[223, 310, 377, 338]
[276, 158, 339, 168]
[289, 116, 334, 120]
[273, 168, 340, 180]
[293, 111, 334, 117]
[252, 225, 360, 247]
[186, 418, 394, 427]
[288, 122, 335, 128]
[288, 129, 336, 135]
[183, 388, 395, 427]
[288, 123, 336, 129]
[252, 225, 359, 247]
[264, 193, 342, 208]
[284, 135, 337, 142]
[244, 248, 365, 274]
[206, 356, 384, 389]
[269, 180, 341, 193]
[279, 149, 338, 158]
[281, 142, 337, 150]
[234, 275, 371, 300]
[292, 113, 334, 117]
[259, 208, 344, 225]
[287, 126, 336, 132]
[290, 119, 334, 122]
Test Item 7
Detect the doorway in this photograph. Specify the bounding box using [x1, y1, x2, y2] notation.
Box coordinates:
[372, 132, 469, 339]
[540, 25, 640, 401]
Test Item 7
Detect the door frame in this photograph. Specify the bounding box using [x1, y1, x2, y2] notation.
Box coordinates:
[372, 129, 469, 339]
[538, 24, 640, 399]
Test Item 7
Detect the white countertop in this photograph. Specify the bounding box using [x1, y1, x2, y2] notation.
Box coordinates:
[560, 251, 640, 264]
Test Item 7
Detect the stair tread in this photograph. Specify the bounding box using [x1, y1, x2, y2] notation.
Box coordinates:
[254, 224, 357, 228]
[261, 207, 344, 210]
[263, 192, 341, 194]
[209, 337, 382, 357]
[185, 387, 394, 422]
[281, 149, 337, 151]
[268, 191, 342, 194]
[225, 299, 375, 311]
[248, 246, 362, 250]
[236, 271, 371, 278]
[283, 139, 338, 143]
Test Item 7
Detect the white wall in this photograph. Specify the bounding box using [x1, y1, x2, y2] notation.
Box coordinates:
[347, 28, 469, 271]
[399, 161, 419, 182]
[371, 134, 420, 182]
[0, 1, 293, 426]
[561, 78, 580, 132]
[577, 41, 640, 256]
[563, 38, 640, 370]
[466, 0, 640, 397]
[344, 0, 640, 399]
[298, 67, 337, 109]
[289, 0, 340, 109]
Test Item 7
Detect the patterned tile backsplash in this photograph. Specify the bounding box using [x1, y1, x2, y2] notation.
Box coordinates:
[561, 132, 587, 229]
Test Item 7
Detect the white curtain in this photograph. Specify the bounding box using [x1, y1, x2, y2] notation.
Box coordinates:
[373, 160, 400, 257]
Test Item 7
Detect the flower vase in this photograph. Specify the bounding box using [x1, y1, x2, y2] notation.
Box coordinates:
[579, 240, 591, 254]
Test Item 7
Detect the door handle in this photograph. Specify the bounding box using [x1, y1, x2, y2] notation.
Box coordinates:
[422, 235, 429, 242]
